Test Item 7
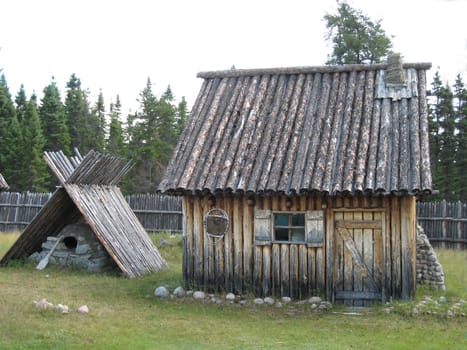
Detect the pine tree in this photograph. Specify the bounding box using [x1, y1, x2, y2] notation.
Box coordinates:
[64, 74, 92, 153]
[21, 94, 48, 191]
[430, 73, 457, 200]
[0, 74, 21, 188]
[39, 79, 70, 154]
[176, 96, 188, 135]
[89, 90, 106, 152]
[106, 95, 126, 157]
[323, 1, 392, 64]
[125, 80, 182, 192]
[453, 75, 467, 200]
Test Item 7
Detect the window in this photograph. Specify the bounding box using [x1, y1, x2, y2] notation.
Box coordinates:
[274, 212, 305, 242]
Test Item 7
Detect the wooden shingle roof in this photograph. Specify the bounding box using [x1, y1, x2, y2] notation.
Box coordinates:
[1, 150, 167, 277]
[158, 63, 433, 197]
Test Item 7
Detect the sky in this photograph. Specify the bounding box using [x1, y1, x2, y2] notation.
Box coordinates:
[1, 0, 466, 114]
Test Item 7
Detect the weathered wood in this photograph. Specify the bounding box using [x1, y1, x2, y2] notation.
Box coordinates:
[391, 196, 401, 297]
[182, 197, 193, 288]
[262, 245, 271, 296]
[233, 196, 243, 293]
[272, 244, 281, 296]
[193, 196, 204, 289]
[335, 290, 382, 300]
[280, 244, 289, 297]
[401, 196, 416, 299]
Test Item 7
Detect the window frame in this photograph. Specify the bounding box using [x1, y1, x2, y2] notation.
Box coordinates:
[272, 211, 306, 243]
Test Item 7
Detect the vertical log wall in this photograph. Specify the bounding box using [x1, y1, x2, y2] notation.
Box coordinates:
[182, 193, 417, 301]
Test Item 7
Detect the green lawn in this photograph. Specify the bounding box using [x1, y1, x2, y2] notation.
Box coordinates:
[0, 232, 465, 350]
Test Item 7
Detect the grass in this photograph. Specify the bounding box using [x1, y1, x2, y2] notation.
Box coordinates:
[0, 232, 466, 350]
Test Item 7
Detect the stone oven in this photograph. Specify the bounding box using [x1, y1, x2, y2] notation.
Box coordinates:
[29, 223, 118, 273]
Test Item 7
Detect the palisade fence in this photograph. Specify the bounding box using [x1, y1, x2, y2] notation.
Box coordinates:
[0, 193, 465, 249]
[417, 200, 466, 250]
[0, 192, 182, 233]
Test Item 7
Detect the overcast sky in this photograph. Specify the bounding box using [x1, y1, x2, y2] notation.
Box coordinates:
[1, 0, 466, 114]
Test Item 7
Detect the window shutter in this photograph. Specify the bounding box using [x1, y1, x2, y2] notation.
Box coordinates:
[305, 210, 324, 247]
[254, 209, 272, 245]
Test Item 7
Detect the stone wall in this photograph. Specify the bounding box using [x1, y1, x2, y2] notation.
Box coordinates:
[29, 223, 118, 273]
[416, 224, 445, 291]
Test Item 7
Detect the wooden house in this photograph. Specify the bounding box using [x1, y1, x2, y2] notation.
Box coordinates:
[1, 150, 167, 278]
[158, 59, 433, 305]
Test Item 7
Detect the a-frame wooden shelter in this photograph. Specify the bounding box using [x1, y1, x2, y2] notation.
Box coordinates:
[1, 150, 167, 278]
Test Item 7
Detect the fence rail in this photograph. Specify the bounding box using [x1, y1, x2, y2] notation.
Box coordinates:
[1, 193, 465, 249]
[417, 200, 466, 250]
[0, 192, 182, 233]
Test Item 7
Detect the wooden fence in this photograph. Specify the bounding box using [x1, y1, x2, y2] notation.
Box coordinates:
[1, 193, 465, 249]
[0, 192, 182, 233]
[417, 200, 466, 250]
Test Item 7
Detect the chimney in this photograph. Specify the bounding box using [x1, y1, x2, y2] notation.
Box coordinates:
[385, 53, 406, 85]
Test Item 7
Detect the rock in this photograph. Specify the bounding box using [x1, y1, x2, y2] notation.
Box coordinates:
[159, 238, 169, 246]
[77, 305, 89, 314]
[412, 307, 419, 316]
[447, 310, 454, 318]
[225, 293, 236, 302]
[310, 303, 318, 310]
[281, 296, 292, 303]
[239, 300, 248, 306]
[264, 297, 275, 305]
[154, 286, 170, 298]
[34, 298, 54, 310]
[173, 286, 186, 298]
[55, 303, 69, 314]
[275, 302, 283, 308]
[320, 301, 332, 309]
[308, 296, 322, 304]
[439, 296, 447, 304]
[193, 291, 206, 300]
[253, 298, 264, 305]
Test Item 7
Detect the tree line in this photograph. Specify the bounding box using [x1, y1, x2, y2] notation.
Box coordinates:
[1, 1, 465, 201]
[0, 73, 187, 193]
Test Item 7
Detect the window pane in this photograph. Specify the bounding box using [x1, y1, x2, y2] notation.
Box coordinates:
[291, 229, 305, 242]
[275, 228, 289, 241]
[275, 214, 288, 227]
[291, 213, 305, 226]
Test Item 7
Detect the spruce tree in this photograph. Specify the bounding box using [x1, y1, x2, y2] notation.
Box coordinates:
[106, 95, 126, 157]
[64, 74, 92, 153]
[39, 79, 70, 154]
[21, 94, 48, 191]
[454, 75, 467, 200]
[0, 74, 20, 188]
[323, 1, 392, 64]
[89, 90, 106, 152]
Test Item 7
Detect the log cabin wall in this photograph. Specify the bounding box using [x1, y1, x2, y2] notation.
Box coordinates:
[182, 193, 416, 303]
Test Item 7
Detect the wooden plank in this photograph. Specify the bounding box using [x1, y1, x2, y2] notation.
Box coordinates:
[353, 211, 363, 306]
[298, 244, 308, 299]
[335, 291, 382, 300]
[242, 196, 253, 293]
[253, 246, 263, 296]
[372, 211, 383, 297]
[272, 244, 281, 296]
[342, 211, 354, 306]
[316, 247, 324, 292]
[308, 247, 316, 292]
[280, 244, 290, 297]
[401, 196, 416, 299]
[224, 196, 233, 291]
[262, 245, 271, 296]
[183, 196, 194, 289]
[289, 244, 298, 299]
[334, 220, 382, 229]
[391, 196, 401, 298]
[233, 196, 243, 293]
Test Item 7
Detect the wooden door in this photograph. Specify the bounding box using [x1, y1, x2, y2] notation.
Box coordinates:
[333, 210, 385, 306]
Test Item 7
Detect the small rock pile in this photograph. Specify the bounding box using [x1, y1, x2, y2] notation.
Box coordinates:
[33, 298, 89, 314]
[416, 224, 445, 291]
[154, 286, 332, 311]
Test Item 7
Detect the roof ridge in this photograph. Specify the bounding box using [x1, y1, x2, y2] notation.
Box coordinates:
[197, 63, 432, 79]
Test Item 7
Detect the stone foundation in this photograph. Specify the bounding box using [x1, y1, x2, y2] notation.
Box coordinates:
[29, 223, 118, 273]
[416, 224, 445, 291]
